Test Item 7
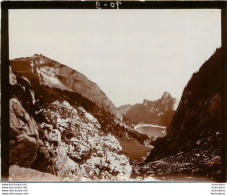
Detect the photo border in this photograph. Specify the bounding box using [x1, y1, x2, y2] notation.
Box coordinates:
[1, 1, 227, 182]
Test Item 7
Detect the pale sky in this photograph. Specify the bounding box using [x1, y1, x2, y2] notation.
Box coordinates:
[9, 9, 221, 107]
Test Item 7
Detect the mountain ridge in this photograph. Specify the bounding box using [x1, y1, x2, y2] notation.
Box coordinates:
[10, 54, 122, 120]
[119, 91, 176, 127]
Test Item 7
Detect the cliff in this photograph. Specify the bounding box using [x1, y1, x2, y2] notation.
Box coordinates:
[144, 48, 223, 181]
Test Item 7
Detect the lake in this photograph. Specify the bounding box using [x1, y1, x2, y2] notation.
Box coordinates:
[135, 124, 166, 138]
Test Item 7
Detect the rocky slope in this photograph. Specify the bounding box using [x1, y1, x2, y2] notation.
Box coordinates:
[9, 70, 132, 181]
[142, 48, 223, 181]
[10, 54, 122, 120]
[9, 55, 150, 181]
[119, 92, 176, 127]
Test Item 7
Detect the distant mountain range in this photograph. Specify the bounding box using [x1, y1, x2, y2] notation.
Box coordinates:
[118, 92, 177, 127]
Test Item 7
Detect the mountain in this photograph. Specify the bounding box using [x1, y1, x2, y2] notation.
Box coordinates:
[119, 92, 176, 127]
[9, 50, 223, 181]
[10, 54, 122, 120]
[142, 48, 223, 181]
[9, 54, 149, 181]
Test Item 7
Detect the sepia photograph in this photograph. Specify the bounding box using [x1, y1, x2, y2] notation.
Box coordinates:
[3, 4, 225, 183]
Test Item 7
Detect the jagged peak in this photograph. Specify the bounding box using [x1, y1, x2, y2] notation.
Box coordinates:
[143, 92, 173, 105]
[161, 91, 172, 100]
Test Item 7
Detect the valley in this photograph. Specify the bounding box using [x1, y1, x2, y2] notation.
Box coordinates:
[8, 48, 224, 182]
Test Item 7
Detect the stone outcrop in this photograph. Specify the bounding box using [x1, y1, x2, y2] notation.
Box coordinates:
[9, 72, 56, 175]
[9, 98, 38, 167]
[9, 97, 53, 173]
[10, 98, 39, 137]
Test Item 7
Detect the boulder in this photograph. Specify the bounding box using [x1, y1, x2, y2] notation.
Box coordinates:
[10, 98, 39, 137]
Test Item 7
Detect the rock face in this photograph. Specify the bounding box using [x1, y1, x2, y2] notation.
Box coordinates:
[145, 48, 223, 181]
[10, 98, 38, 167]
[10, 54, 122, 120]
[9, 97, 54, 173]
[119, 92, 176, 127]
[9, 70, 56, 174]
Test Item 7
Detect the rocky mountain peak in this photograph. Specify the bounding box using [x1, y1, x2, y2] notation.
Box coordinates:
[161, 91, 172, 102]
[120, 92, 176, 127]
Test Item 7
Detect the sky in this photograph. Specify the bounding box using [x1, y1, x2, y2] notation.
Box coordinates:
[9, 9, 221, 107]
